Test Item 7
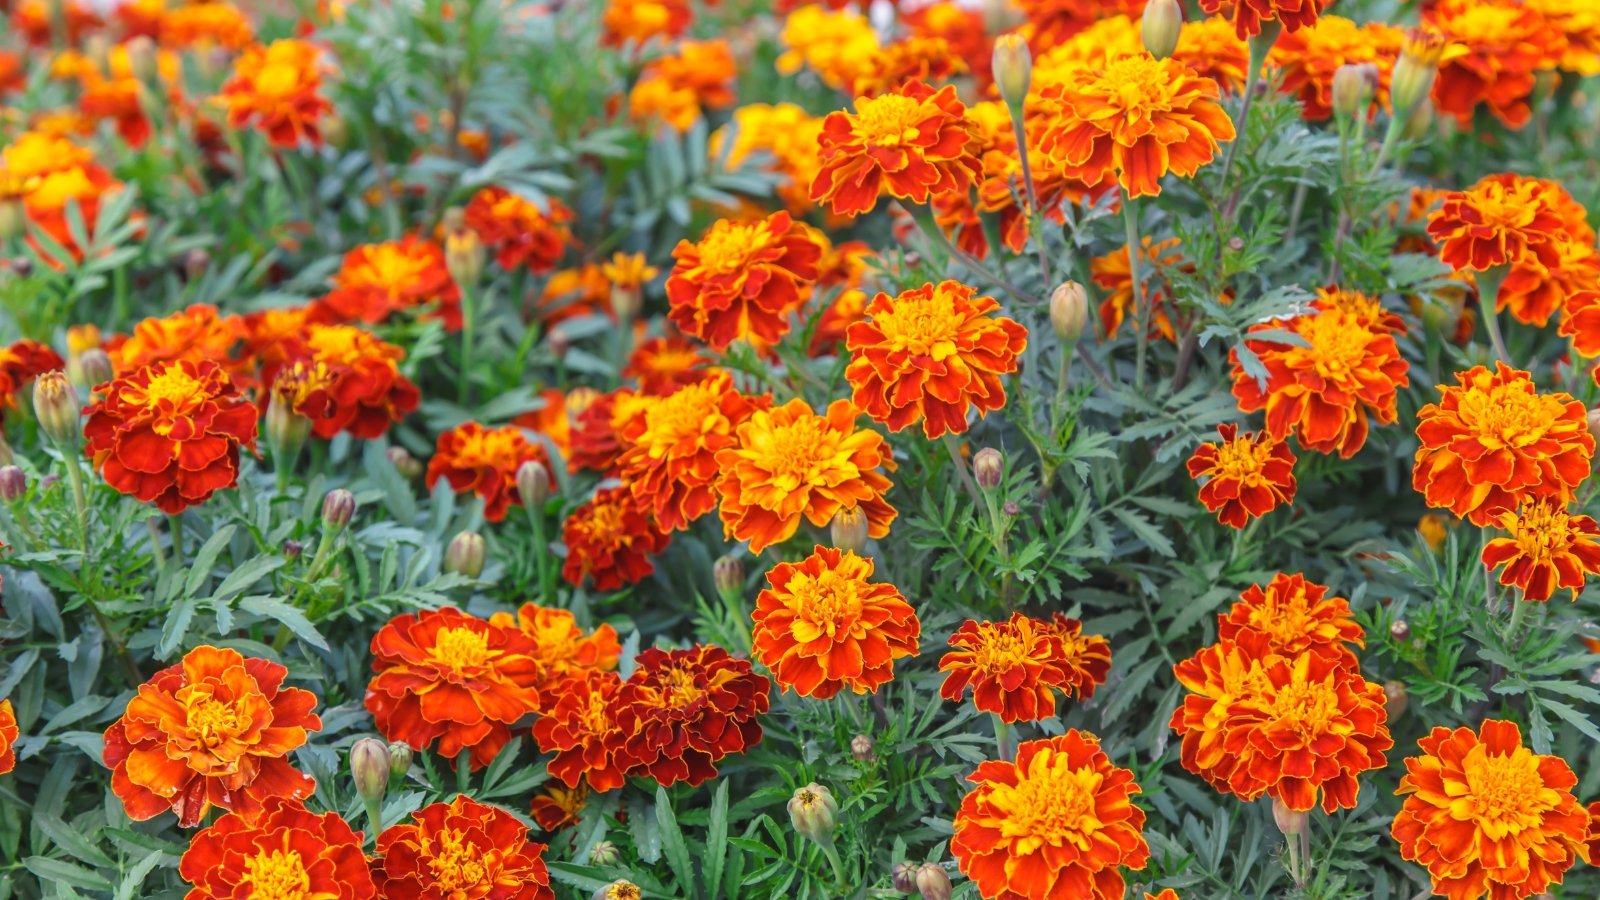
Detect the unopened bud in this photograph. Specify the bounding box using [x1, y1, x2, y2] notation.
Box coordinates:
[387, 741, 413, 777]
[1050, 281, 1089, 343]
[1141, 0, 1183, 60]
[1402, 100, 1434, 142]
[0, 200, 25, 241]
[850, 733, 875, 762]
[589, 840, 621, 867]
[1391, 28, 1447, 118]
[787, 783, 838, 846]
[387, 445, 424, 480]
[0, 465, 25, 502]
[592, 882, 641, 900]
[444, 530, 486, 578]
[991, 34, 1032, 109]
[184, 247, 210, 282]
[322, 488, 356, 530]
[915, 863, 953, 900]
[9, 257, 31, 278]
[516, 460, 550, 510]
[1002, 500, 1021, 517]
[892, 861, 918, 893]
[714, 554, 743, 600]
[69, 347, 113, 394]
[321, 112, 348, 148]
[33, 371, 81, 448]
[349, 737, 390, 803]
[831, 506, 869, 554]
[445, 227, 486, 288]
[283, 539, 303, 558]
[973, 447, 1003, 490]
[1331, 63, 1378, 122]
[266, 374, 312, 470]
[1389, 619, 1411, 641]
[1271, 797, 1306, 836]
[1384, 680, 1408, 720]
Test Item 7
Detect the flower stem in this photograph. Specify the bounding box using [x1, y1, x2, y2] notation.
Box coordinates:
[1219, 24, 1279, 187]
[819, 838, 847, 885]
[459, 283, 475, 405]
[362, 796, 384, 844]
[941, 433, 980, 503]
[1505, 596, 1531, 644]
[1005, 102, 1053, 286]
[1121, 194, 1149, 390]
[1476, 266, 1511, 365]
[168, 514, 186, 565]
[992, 714, 1013, 759]
[527, 504, 554, 601]
[1297, 822, 1312, 889]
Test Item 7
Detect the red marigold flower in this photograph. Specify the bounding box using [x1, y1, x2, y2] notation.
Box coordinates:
[568, 388, 651, 475]
[0, 339, 64, 409]
[1558, 289, 1600, 360]
[1427, 173, 1572, 274]
[664, 212, 821, 350]
[952, 731, 1149, 900]
[623, 335, 709, 396]
[0, 698, 17, 774]
[1393, 720, 1589, 899]
[940, 612, 1110, 723]
[106, 304, 243, 379]
[426, 422, 555, 523]
[1169, 637, 1268, 794]
[560, 486, 672, 591]
[374, 794, 555, 900]
[617, 373, 759, 533]
[1498, 237, 1600, 328]
[102, 646, 321, 827]
[161, 2, 256, 50]
[1412, 362, 1593, 526]
[1013, 0, 1148, 52]
[1186, 424, 1298, 529]
[316, 237, 463, 331]
[219, 39, 332, 148]
[1482, 499, 1600, 602]
[364, 608, 541, 770]
[810, 79, 980, 217]
[273, 324, 420, 440]
[462, 186, 574, 275]
[531, 783, 586, 832]
[714, 398, 897, 554]
[1230, 305, 1409, 459]
[1217, 573, 1365, 662]
[752, 545, 920, 699]
[1424, 0, 1565, 129]
[1199, 0, 1327, 39]
[612, 645, 770, 788]
[84, 359, 258, 514]
[845, 280, 1027, 439]
[1146, 892, 1180, 900]
[486, 603, 622, 704]
[1271, 17, 1405, 120]
[180, 798, 373, 900]
[628, 40, 737, 133]
[531, 669, 629, 792]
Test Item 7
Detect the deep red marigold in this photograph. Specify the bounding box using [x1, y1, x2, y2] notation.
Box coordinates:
[0, 698, 16, 774]
[568, 388, 651, 475]
[316, 237, 463, 331]
[531, 783, 586, 832]
[560, 486, 671, 591]
[486, 602, 622, 705]
[364, 608, 541, 770]
[1199, 0, 1327, 39]
[1393, 720, 1589, 900]
[612, 645, 770, 788]
[1217, 572, 1365, 663]
[811, 79, 980, 217]
[940, 612, 1111, 723]
[664, 211, 821, 350]
[462, 186, 574, 275]
[271, 324, 421, 440]
[102, 646, 321, 827]
[1482, 499, 1600, 602]
[426, 422, 555, 523]
[952, 730, 1149, 900]
[1187, 424, 1298, 529]
[374, 794, 554, 900]
[180, 798, 374, 900]
[752, 545, 920, 699]
[220, 39, 332, 148]
[530, 669, 629, 792]
[0, 339, 64, 409]
[617, 373, 759, 533]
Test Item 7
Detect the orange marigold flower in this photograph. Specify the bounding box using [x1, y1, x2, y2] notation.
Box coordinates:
[851, 36, 968, 99]
[1314, 286, 1407, 335]
[316, 237, 463, 331]
[1187, 424, 1298, 529]
[613, 645, 770, 787]
[1412, 362, 1593, 526]
[1091, 237, 1195, 341]
[811, 79, 980, 217]
[161, 2, 256, 50]
[220, 39, 332, 148]
[1393, 720, 1589, 899]
[628, 40, 736, 133]
[0, 339, 64, 409]
[776, 5, 880, 91]
[102, 646, 320, 827]
[1218, 573, 1365, 662]
[600, 0, 690, 48]
[488, 604, 621, 701]
[1014, 0, 1148, 52]
[1497, 237, 1600, 328]
[1424, 0, 1565, 129]
[276, 324, 420, 440]
[0, 698, 16, 775]
[569, 388, 650, 475]
[618, 373, 758, 532]
[364, 608, 541, 770]
[374, 795, 554, 900]
[623, 335, 709, 395]
[560, 486, 672, 591]
[1169, 637, 1269, 794]
[107, 303, 242, 378]
[1230, 305, 1409, 459]
[426, 422, 554, 523]
[531, 669, 629, 791]
[940, 612, 1110, 723]
[462, 186, 574, 275]
[1427, 173, 1572, 274]
[1200, 0, 1327, 39]
[84, 360, 257, 514]
[1482, 499, 1600, 602]
[752, 545, 920, 699]
[1270, 16, 1406, 121]
[845, 280, 1026, 439]
[180, 798, 373, 900]
[665, 211, 820, 351]
[1176, 17, 1254, 90]
[531, 783, 586, 832]
[1526, 0, 1600, 76]
[1557, 289, 1600, 359]
[1146, 892, 1179, 900]
[1038, 54, 1235, 199]
[952, 731, 1149, 900]
[714, 398, 897, 554]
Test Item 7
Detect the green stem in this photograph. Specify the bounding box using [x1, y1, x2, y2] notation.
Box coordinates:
[1122, 194, 1148, 390]
[145, 518, 166, 568]
[528, 505, 554, 601]
[1297, 822, 1312, 889]
[992, 714, 1014, 759]
[1005, 103, 1053, 286]
[1219, 24, 1279, 187]
[941, 433, 980, 503]
[459, 283, 475, 405]
[1505, 596, 1531, 645]
[362, 796, 384, 844]
[1285, 825, 1302, 884]
[818, 838, 847, 886]
[1052, 343, 1071, 434]
[1476, 266, 1511, 365]
[169, 514, 186, 565]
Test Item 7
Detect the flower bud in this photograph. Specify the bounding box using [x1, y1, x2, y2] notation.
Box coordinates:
[322, 488, 356, 531]
[589, 840, 621, 867]
[915, 863, 953, 900]
[349, 737, 390, 803]
[124, 36, 158, 84]
[1391, 28, 1449, 118]
[387, 741, 413, 777]
[714, 554, 743, 600]
[0, 465, 25, 502]
[991, 34, 1032, 109]
[593, 881, 641, 900]
[1417, 513, 1448, 553]
[33, 371, 81, 448]
[444, 530, 486, 578]
[69, 347, 113, 395]
[892, 861, 918, 893]
[184, 247, 211, 282]
[444, 212, 486, 289]
[0, 434, 13, 467]
[386, 446, 424, 480]
[516, 460, 550, 510]
[973, 447, 1003, 490]
[1331, 63, 1378, 122]
[1384, 680, 1408, 720]
[8, 256, 31, 278]
[1141, 0, 1183, 60]
[266, 373, 312, 470]
[283, 539, 304, 559]
[1271, 797, 1306, 836]
[787, 783, 838, 847]
[850, 733, 875, 762]
[1402, 100, 1434, 142]
[0, 198, 25, 241]
[1002, 500, 1021, 517]
[1049, 281, 1089, 343]
[830, 506, 869, 554]
[1389, 619, 1411, 641]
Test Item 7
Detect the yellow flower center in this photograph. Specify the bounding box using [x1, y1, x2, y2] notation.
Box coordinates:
[583, 499, 628, 537]
[26, 168, 98, 210]
[1264, 676, 1340, 741]
[695, 222, 774, 275]
[968, 622, 1032, 674]
[137, 365, 210, 429]
[604, 883, 643, 900]
[1243, 585, 1319, 648]
[580, 691, 611, 733]
[431, 626, 491, 675]
[426, 828, 491, 895]
[185, 694, 247, 748]
[748, 415, 852, 491]
[1209, 433, 1275, 485]
[1504, 501, 1576, 563]
[660, 665, 706, 709]
[452, 427, 528, 470]
[350, 244, 431, 291]
[1097, 55, 1171, 112]
[1457, 381, 1561, 449]
[640, 384, 724, 452]
[787, 568, 866, 640]
[871, 291, 965, 360]
[1288, 311, 1373, 383]
[990, 751, 1105, 853]
[852, 94, 925, 147]
[1456, 745, 1556, 839]
[253, 61, 303, 99]
[242, 849, 313, 900]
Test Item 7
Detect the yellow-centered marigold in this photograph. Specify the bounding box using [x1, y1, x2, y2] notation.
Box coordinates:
[1482, 499, 1600, 602]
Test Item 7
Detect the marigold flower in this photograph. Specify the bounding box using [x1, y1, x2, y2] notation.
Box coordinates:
[569, 388, 650, 475]
[1557, 290, 1600, 360]
[560, 486, 672, 591]
[1169, 637, 1268, 793]
[531, 669, 629, 791]
[1314, 286, 1407, 335]
[84, 360, 257, 514]
[952, 731, 1149, 900]
[601, 0, 690, 48]
[1393, 720, 1589, 899]
[275, 324, 420, 440]
[845, 281, 1027, 439]
[1427, 174, 1572, 275]
[1014, 0, 1148, 52]
[1526, 0, 1600, 76]
[220, 40, 332, 148]
[374, 795, 555, 900]
[664, 211, 820, 350]
[623, 335, 709, 396]
[1231, 305, 1409, 459]
[628, 40, 737, 133]
[106, 304, 243, 379]
[426, 422, 554, 523]
[618, 373, 758, 532]
[161, 2, 256, 50]
[811, 79, 980, 217]
[1187, 424, 1298, 529]
[1497, 237, 1600, 328]
[1270, 17, 1406, 121]
[1423, 0, 1565, 129]
[180, 798, 373, 900]
[0, 339, 65, 410]
[940, 613, 1110, 723]
[1218, 573, 1364, 662]
[1413, 362, 1593, 526]
[365, 608, 541, 770]
[102, 646, 320, 827]
[714, 398, 897, 554]
[851, 36, 968, 98]
[461, 186, 574, 275]
[316, 237, 463, 331]
[1482, 499, 1600, 602]
[612, 645, 771, 787]
[1038, 54, 1235, 199]
[1091, 237, 1191, 341]
[752, 545, 920, 699]
[531, 783, 586, 832]
[487, 603, 621, 700]
[0, 698, 16, 775]
[1199, 0, 1327, 39]
[776, 5, 880, 90]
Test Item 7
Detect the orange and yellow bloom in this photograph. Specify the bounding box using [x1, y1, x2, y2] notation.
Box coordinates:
[561, 487, 672, 591]
[1427, 174, 1572, 275]
[426, 422, 554, 523]
[811, 80, 979, 217]
[1423, 0, 1564, 130]
[618, 374, 759, 532]
[1482, 499, 1600, 602]
[940, 613, 1111, 723]
[0, 339, 64, 410]
[180, 798, 374, 900]
[0, 698, 17, 774]
[612, 645, 770, 787]
[1217, 573, 1365, 663]
[316, 237, 463, 331]
[463, 186, 574, 275]
[1187, 424, 1298, 529]
[374, 794, 555, 900]
[1199, 0, 1328, 40]
[531, 669, 629, 792]
[219, 39, 332, 148]
[664, 212, 821, 350]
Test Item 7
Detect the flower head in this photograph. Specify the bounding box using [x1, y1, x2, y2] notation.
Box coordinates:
[753, 545, 920, 699]
[613, 645, 770, 787]
[531, 784, 586, 832]
[220, 39, 332, 147]
[1199, 0, 1328, 40]
[561, 487, 672, 591]
[1218, 573, 1365, 663]
[952, 731, 1149, 900]
[628, 40, 737, 132]
[487, 603, 622, 705]
[316, 237, 462, 331]
[462, 186, 573, 275]
[0, 699, 17, 774]
[531, 669, 629, 792]
[0, 339, 64, 410]
[776, 5, 880, 91]
[274, 324, 420, 440]
[1270, 17, 1406, 121]
[107, 304, 243, 378]
[569, 388, 651, 475]
[180, 798, 373, 900]
[1091, 237, 1201, 341]
[1424, 0, 1565, 129]
[1187, 424, 1298, 529]
[623, 335, 709, 396]
[1482, 499, 1600, 602]
[1393, 720, 1589, 899]
[618, 373, 759, 532]
[711, 103, 828, 216]
[940, 613, 1110, 723]
[811, 79, 980, 217]
[1169, 638, 1268, 793]
[426, 422, 554, 523]
[601, 0, 690, 47]
[103, 646, 320, 827]
[665, 212, 820, 350]
[1427, 173, 1573, 274]
[374, 795, 554, 900]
